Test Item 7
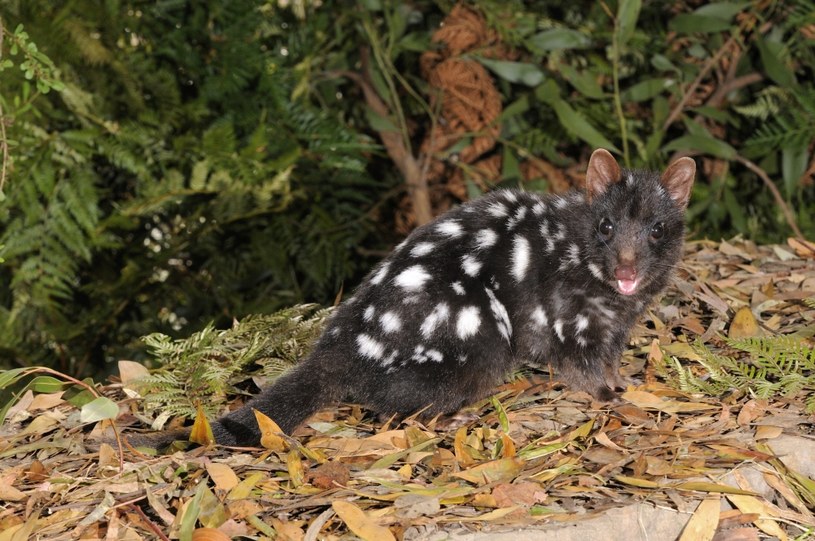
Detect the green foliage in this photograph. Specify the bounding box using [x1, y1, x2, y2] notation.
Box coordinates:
[0, 2, 383, 372]
[0, 1, 813, 375]
[135, 304, 331, 418]
[655, 326, 815, 413]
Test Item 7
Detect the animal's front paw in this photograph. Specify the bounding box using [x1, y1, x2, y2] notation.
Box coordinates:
[592, 385, 621, 403]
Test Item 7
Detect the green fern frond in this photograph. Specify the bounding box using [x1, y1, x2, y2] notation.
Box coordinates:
[1, 161, 100, 312]
[744, 87, 815, 150]
[134, 304, 332, 418]
[661, 327, 815, 412]
[733, 87, 788, 120]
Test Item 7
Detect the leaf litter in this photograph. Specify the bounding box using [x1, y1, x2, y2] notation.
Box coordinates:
[0, 238, 814, 540]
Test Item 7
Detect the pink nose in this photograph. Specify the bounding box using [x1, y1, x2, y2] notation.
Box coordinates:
[615, 265, 637, 281]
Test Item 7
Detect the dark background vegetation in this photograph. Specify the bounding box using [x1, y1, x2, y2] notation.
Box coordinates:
[0, 0, 813, 376]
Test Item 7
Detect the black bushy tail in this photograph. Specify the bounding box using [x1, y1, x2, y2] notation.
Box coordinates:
[211, 359, 335, 446]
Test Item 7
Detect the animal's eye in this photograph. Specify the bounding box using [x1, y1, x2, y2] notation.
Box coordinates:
[599, 218, 614, 239]
[650, 222, 665, 240]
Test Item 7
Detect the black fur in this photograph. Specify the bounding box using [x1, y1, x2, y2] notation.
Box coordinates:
[184, 151, 695, 447]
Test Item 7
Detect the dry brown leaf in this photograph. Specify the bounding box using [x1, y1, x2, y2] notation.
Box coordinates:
[454, 426, 476, 466]
[644, 455, 675, 476]
[28, 392, 65, 411]
[23, 459, 49, 483]
[332, 500, 396, 541]
[190, 403, 215, 446]
[269, 518, 305, 541]
[787, 237, 815, 258]
[726, 494, 788, 540]
[661, 341, 705, 361]
[499, 432, 516, 458]
[191, 528, 231, 541]
[254, 409, 286, 451]
[308, 461, 350, 489]
[679, 496, 720, 541]
[0, 473, 26, 502]
[754, 425, 782, 440]
[226, 472, 266, 501]
[452, 457, 525, 485]
[622, 390, 718, 413]
[18, 412, 60, 436]
[594, 431, 626, 451]
[206, 462, 239, 491]
[117, 360, 151, 386]
[394, 494, 441, 518]
[286, 450, 305, 487]
[729, 307, 762, 339]
[491, 481, 546, 508]
[737, 399, 765, 426]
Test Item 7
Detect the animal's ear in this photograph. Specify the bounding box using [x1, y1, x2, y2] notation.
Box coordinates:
[660, 157, 696, 209]
[586, 149, 622, 202]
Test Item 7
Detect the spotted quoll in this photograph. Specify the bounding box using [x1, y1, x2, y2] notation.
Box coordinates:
[185, 149, 696, 446]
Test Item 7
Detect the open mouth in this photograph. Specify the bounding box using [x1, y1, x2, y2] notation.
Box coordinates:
[616, 278, 640, 296]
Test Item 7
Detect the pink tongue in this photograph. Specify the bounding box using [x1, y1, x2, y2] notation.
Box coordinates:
[617, 279, 639, 295]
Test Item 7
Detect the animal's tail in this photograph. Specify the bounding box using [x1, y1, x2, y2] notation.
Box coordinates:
[211, 360, 335, 446]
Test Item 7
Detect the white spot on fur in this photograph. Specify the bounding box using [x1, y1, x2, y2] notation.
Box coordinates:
[554, 319, 565, 342]
[411, 346, 444, 364]
[577, 336, 587, 347]
[485, 288, 512, 342]
[587, 262, 604, 281]
[363, 305, 375, 322]
[554, 197, 569, 209]
[461, 255, 482, 277]
[427, 349, 444, 362]
[379, 311, 402, 333]
[503, 190, 519, 202]
[421, 302, 450, 338]
[457, 306, 481, 339]
[511, 236, 530, 282]
[559, 243, 581, 270]
[411, 345, 427, 363]
[451, 281, 466, 295]
[575, 314, 589, 333]
[410, 242, 435, 257]
[507, 206, 528, 230]
[539, 219, 550, 238]
[436, 220, 464, 238]
[394, 265, 431, 290]
[330, 327, 341, 336]
[546, 224, 565, 254]
[381, 349, 399, 367]
[531, 306, 548, 327]
[371, 262, 390, 285]
[356, 334, 385, 360]
[487, 202, 509, 217]
[532, 201, 546, 216]
[474, 229, 498, 250]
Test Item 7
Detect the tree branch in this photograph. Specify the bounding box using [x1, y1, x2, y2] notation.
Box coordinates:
[734, 154, 809, 245]
[662, 36, 737, 132]
[325, 63, 432, 226]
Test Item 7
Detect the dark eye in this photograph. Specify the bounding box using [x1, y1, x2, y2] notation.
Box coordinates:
[599, 218, 614, 239]
[650, 222, 665, 240]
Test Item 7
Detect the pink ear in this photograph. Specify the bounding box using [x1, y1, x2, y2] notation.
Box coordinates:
[586, 149, 622, 201]
[660, 157, 696, 208]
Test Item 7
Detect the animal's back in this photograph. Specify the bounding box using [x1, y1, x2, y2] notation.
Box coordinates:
[198, 149, 695, 447]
